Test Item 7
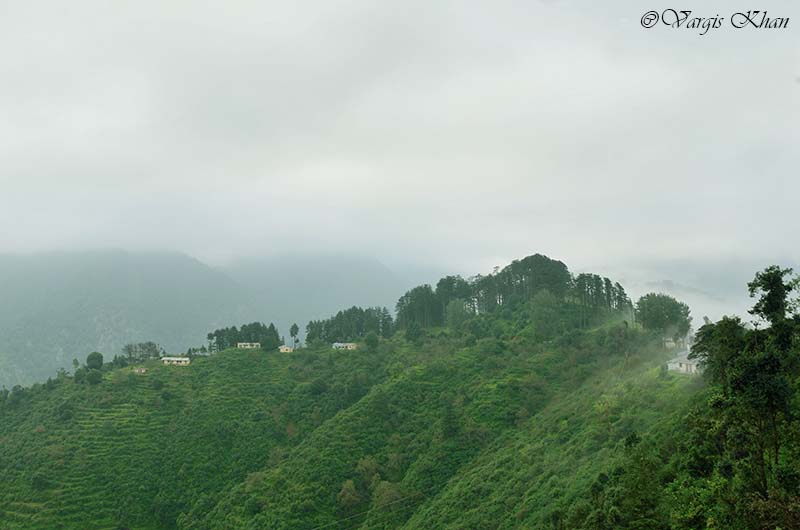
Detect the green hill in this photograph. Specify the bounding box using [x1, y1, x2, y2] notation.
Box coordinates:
[0, 346, 398, 529]
[183, 329, 699, 530]
[0, 326, 697, 529]
[11, 252, 774, 529]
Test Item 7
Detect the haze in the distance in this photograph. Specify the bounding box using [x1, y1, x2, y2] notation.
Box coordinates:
[1, 0, 797, 320]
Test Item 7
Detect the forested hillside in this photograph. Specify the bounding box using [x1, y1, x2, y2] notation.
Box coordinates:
[566, 266, 800, 530]
[0, 346, 399, 528]
[1, 321, 682, 529]
[6, 253, 791, 529]
[184, 329, 692, 530]
[0, 252, 714, 529]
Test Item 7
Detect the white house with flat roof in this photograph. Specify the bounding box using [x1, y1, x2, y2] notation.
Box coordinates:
[667, 352, 700, 374]
[161, 356, 191, 366]
[332, 342, 358, 351]
[237, 342, 261, 349]
[279, 345, 294, 353]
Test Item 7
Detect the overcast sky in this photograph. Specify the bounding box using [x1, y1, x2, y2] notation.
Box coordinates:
[1, 0, 798, 311]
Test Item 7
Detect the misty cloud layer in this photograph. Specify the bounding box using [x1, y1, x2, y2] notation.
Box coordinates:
[1, 1, 797, 299]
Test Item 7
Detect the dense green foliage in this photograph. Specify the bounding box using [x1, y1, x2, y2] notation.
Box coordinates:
[0, 307, 686, 528]
[394, 254, 633, 335]
[634, 293, 692, 339]
[85, 352, 104, 371]
[0, 347, 393, 529]
[182, 327, 693, 530]
[569, 266, 800, 529]
[0, 252, 723, 529]
[1, 330, 680, 530]
[306, 307, 394, 344]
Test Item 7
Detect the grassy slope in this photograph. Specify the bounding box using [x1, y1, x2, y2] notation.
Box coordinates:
[0, 348, 395, 530]
[188, 330, 703, 529]
[0, 329, 702, 530]
[402, 357, 703, 529]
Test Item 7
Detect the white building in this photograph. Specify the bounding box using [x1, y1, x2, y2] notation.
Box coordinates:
[666, 352, 700, 374]
[237, 342, 261, 349]
[279, 345, 294, 353]
[332, 342, 358, 351]
[161, 356, 191, 366]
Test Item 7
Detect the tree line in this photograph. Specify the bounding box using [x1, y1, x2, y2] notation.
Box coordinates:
[121, 341, 165, 361]
[207, 322, 282, 352]
[394, 254, 634, 332]
[202, 254, 690, 353]
[306, 306, 393, 344]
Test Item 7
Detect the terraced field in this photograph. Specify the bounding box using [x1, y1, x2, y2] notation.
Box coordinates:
[0, 347, 394, 529]
[0, 326, 702, 530]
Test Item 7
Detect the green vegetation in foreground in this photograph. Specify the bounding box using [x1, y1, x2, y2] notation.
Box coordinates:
[567, 266, 800, 530]
[0, 347, 395, 529]
[187, 329, 699, 530]
[0, 326, 693, 529]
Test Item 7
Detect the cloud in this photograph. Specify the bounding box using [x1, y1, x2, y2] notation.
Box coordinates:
[0, 0, 797, 278]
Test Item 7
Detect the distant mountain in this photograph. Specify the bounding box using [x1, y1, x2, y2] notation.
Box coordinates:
[221, 253, 409, 334]
[0, 250, 257, 388]
[0, 251, 410, 388]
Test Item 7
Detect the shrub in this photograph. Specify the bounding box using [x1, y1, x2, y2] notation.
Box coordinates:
[365, 332, 379, 351]
[74, 368, 87, 384]
[86, 369, 103, 385]
[309, 378, 328, 395]
[56, 401, 74, 421]
[31, 471, 50, 491]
